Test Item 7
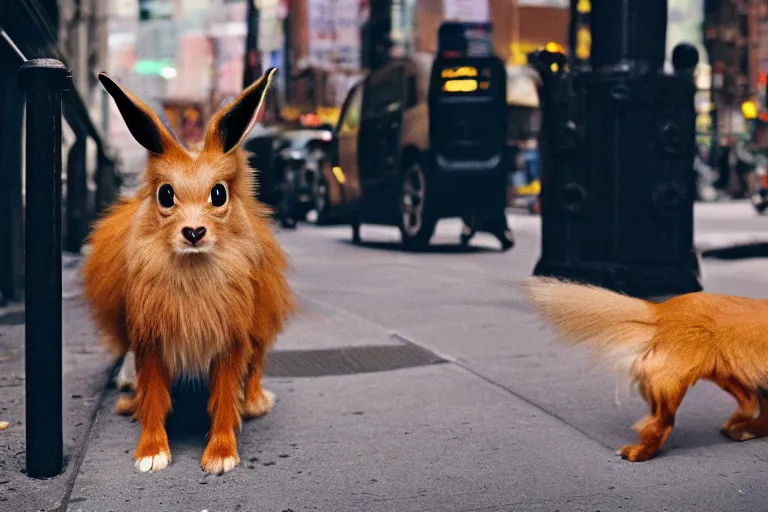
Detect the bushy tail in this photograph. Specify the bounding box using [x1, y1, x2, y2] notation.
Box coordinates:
[521, 277, 658, 374]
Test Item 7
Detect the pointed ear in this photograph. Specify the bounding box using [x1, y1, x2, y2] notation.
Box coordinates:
[204, 68, 277, 154]
[98, 73, 180, 155]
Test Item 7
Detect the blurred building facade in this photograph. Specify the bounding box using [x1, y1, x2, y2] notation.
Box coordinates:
[104, 0, 572, 131]
[0, 0, 119, 303]
[104, 0, 746, 144]
[702, 0, 768, 142]
[106, 0, 253, 151]
[281, 0, 568, 119]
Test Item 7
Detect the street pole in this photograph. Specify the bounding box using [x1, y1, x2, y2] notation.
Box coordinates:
[244, 0, 261, 89]
[532, 0, 702, 298]
[18, 58, 72, 478]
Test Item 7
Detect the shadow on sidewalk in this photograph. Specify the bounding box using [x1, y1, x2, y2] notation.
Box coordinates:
[337, 239, 496, 254]
[701, 242, 768, 260]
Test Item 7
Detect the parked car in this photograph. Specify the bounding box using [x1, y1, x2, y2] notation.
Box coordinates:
[243, 123, 285, 220]
[270, 127, 334, 227]
[243, 124, 336, 227]
[326, 52, 509, 250]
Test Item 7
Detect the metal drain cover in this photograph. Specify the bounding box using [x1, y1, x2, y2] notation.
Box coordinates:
[264, 343, 446, 378]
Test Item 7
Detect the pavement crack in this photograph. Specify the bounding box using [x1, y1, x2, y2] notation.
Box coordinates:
[291, 289, 613, 451]
[393, 331, 614, 451]
[449, 360, 615, 451]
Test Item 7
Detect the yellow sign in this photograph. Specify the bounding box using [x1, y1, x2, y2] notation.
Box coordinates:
[544, 42, 566, 54]
[281, 105, 301, 122]
[332, 166, 346, 184]
[576, 26, 591, 60]
[441, 66, 478, 79]
[742, 100, 758, 120]
[508, 42, 541, 65]
[316, 106, 340, 126]
[577, 0, 591, 14]
[443, 79, 478, 93]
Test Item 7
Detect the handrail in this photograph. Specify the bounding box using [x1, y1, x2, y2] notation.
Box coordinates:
[17, 0, 60, 56]
[1, 2, 111, 151]
[1, 10, 121, 253]
[0, 28, 28, 62]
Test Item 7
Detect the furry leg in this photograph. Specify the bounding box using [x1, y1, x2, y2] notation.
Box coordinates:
[242, 343, 275, 419]
[133, 346, 172, 472]
[114, 350, 137, 391]
[718, 378, 764, 441]
[739, 397, 768, 439]
[115, 394, 138, 416]
[201, 345, 248, 475]
[620, 379, 688, 462]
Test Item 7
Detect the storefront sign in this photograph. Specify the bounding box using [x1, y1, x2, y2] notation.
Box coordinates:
[443, 0, 489, 22]
[308, 0, 364, 70]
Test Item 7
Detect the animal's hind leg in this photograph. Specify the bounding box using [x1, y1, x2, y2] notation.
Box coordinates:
[114, 351, 138, 416]
[718, 377, 765, 441]
[114, 350, 137, 391]
[620, 379, 689, 462]
[742, 396, 768, 438]
[242, 343, 275, 419]
[115, 394, 138, 416]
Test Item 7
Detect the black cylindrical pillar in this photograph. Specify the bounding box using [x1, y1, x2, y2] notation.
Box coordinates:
[17, 58, 72, 479]
[568, 0, 591, 70]
[590, 0, 668, 71]
[243, 0, 261, 89]
[532, 1, 702, 298]
[0, 56, 25, 304]
[65, 137, 87, 253]
[95, 148, 119, 216]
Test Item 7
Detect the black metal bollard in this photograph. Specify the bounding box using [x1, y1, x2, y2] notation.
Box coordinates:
[18, 58, 72, 479]
[65, 137, 87, 253]
[532, 0, 702, 298]
[95, 148, 120, 216]
[589, 0, 667, 71]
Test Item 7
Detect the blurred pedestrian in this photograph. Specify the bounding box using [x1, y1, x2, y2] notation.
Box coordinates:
[460, 213, 515, 251]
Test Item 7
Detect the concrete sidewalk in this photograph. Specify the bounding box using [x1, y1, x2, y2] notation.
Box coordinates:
[4, 205, 768, 511]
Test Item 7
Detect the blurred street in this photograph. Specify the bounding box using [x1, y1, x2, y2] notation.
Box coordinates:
[5, 0, 768, 510]
[3, 203, 768, 511]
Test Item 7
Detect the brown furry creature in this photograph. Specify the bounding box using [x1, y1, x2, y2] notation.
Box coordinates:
[523, 277, 768, 462]
[82, 69, 296, 474]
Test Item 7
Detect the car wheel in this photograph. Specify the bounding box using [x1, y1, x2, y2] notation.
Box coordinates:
[313, 160, 332, 225]
[398, 159, 436, 251]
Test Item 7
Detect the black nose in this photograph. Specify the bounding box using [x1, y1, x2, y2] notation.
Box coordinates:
[181, 226, 207, 245]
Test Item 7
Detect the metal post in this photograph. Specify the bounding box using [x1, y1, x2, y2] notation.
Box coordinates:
[243, 0, 261, 89]
[589, 0, 667, 71]
[532, 0, 702, 297]
[95, 147, 119, 215]
[568, 0, 591, 71]
[0, 62, 25, 303]
[17, 58, 72, 479]
[65, 137, 87, 253]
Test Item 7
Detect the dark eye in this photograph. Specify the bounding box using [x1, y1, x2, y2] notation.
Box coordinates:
[210, 183, 227, 207]
[157, 184, 174, 208]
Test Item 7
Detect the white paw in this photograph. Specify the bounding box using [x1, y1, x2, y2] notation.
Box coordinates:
[135, 451, 170, 473]
[115, 351, 136, 391]
[244, 389, 275, 418]
[202, 456, 239, 475]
